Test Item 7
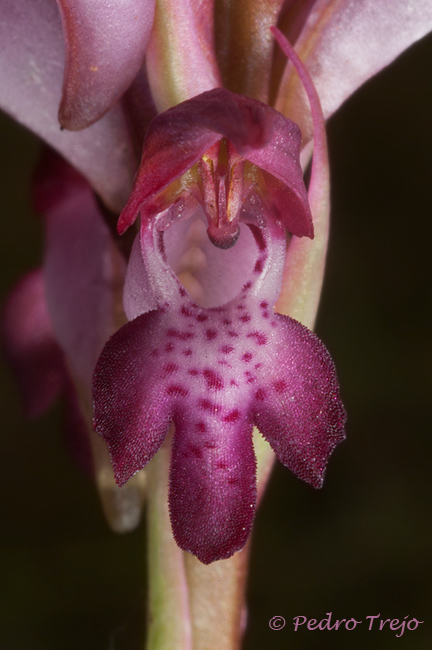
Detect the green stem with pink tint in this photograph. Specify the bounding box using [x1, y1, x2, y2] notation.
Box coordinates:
[272, 27, 330, 328]
[146, 0, 220, 112]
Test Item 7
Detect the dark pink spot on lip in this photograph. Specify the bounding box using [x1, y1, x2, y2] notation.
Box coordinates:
[181, 305, 194, 317]
[188, 444, 203, 459]
[166, 384, 189, 397]
[236, 303, 245, 311]
[222, 319, 232, 326]
[205, 329, 217, 341]
[203, 369, 224, 390]
[243, 281, 252, 290]
[195, 421, 207, 433]
[228, 330, 239, 337]
[273, 379, 287, 393]
[223, 409, 241, 423]
[260, 301, 268, 309]
[220, 344, 234, 354]
[242, 352, 253, 362]
[196, 313, 208, 322]
[247, 331, 268, 345]
[179, 286, 187, 297]
[165, 342, 175, 352]
[183, 348, 193, 357]
[162, 363, 178, 377]
[240, 314, 251, 323]
[188, 368, 199, 376]
[255, 388, 266, 401]
[167, 328, 194, 340]
[198, 398, 219, 414]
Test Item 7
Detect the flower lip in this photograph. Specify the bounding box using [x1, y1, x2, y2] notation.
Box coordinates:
[93, 211, 346, 563]
[117, 88, 313, 241]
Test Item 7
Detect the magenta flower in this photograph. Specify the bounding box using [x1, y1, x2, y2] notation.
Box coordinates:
[92, 88, 345, 563]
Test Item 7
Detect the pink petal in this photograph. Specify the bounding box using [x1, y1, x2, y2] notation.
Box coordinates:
[1, 269, 65, 418]
[146, 0, 221, 111]
[252, 313, 346, 488]
[118, 88, 312, 238]
[169, 410, 256, 564]
[92, 311, 173, 485]
[56, 0, 155, 130]
[277, 0, 432, 141]
[0, 0, 136, 212]
[123, 236, 159, 321]
[39, 152, 126, 388]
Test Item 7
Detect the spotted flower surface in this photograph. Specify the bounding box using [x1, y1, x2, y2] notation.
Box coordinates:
[93, 89, 346, 563]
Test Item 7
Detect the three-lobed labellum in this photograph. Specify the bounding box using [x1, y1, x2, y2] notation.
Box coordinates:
[93, 200, 346, 563]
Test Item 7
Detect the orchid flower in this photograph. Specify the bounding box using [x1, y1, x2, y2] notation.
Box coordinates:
[92, 86, 345, 563]
[1, 0, 432, 648]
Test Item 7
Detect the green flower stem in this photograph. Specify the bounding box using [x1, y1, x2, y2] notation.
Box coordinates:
[146, 0, 219, 112]
[146, 440, 192, 650]
[184, 548, 249, 650]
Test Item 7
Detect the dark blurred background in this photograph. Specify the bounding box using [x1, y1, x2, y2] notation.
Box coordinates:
[1, 31, 431, 650]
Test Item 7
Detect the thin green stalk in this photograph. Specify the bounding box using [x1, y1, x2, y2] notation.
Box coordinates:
[146, 441, 192, 650]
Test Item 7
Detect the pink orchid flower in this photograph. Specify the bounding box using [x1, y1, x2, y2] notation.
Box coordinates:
[92, 84, 345, 563]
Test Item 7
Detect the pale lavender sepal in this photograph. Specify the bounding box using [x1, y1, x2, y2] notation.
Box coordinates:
[277, 0, 432, 137]
[40, 153, 126, 389]
[56, 0, 155, 130]
[309, 0, 432, 120]
[0, 0, 136, 212]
